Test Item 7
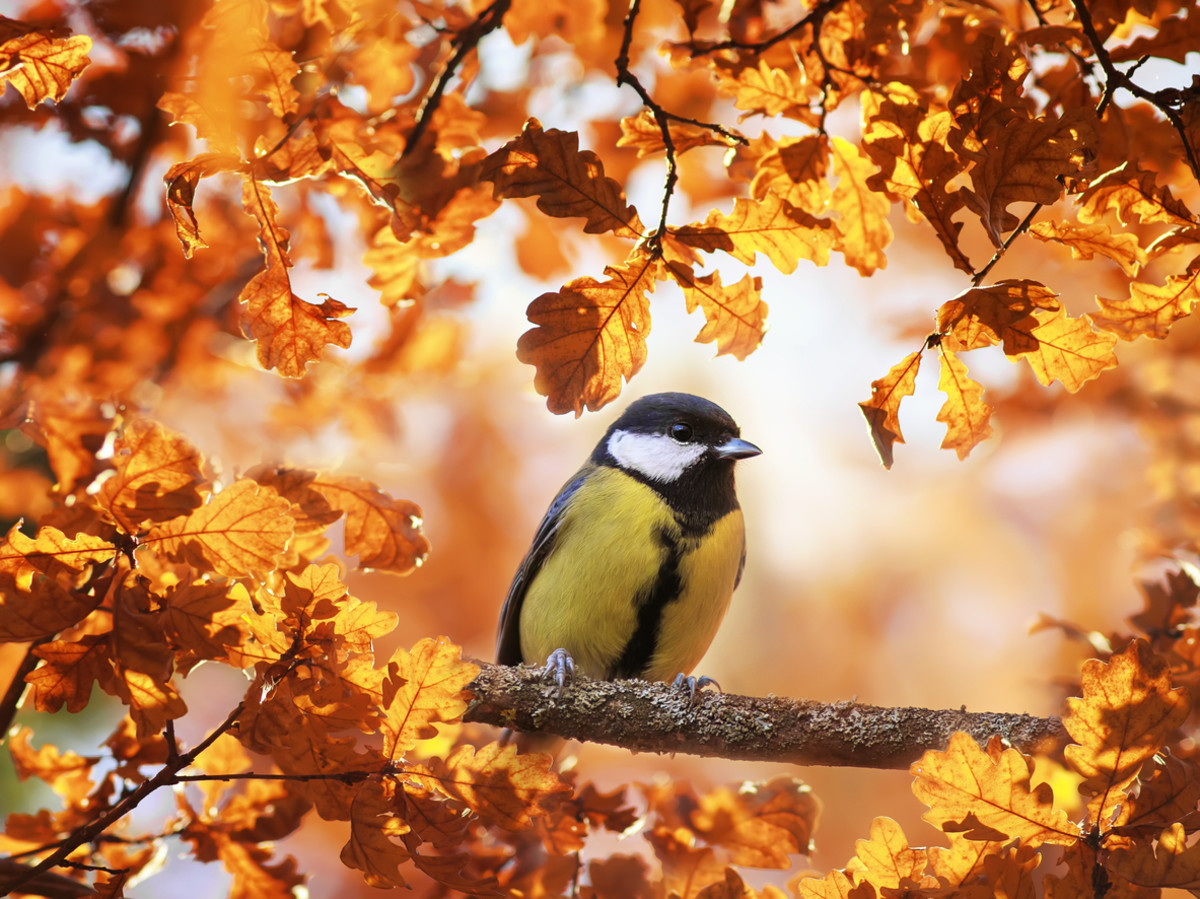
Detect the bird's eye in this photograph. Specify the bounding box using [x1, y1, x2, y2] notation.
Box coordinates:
[670, 422, 694, 443]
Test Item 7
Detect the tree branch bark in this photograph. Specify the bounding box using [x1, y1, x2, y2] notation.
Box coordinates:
[464, 663, 1069, 769]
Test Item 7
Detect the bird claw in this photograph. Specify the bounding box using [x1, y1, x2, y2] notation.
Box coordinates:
[672, 673, 721, 702]
[540, 648, 576, 693]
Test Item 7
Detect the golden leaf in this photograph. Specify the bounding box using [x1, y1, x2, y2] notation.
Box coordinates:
[617, 108, 739, 158]
[797, 869, 873, 899]
[673, 193, 834, 273]
[142, 479, 294, 579]
[1093, 257, 1200, 341]
[517, 250, 660, 415]
[114, 668, 187, 738]
[851, 817, 936, 891]
[481, 118, 643, 239]
[689, 776, 818, 868]
[1063, 641, 1190, 825]
[829, 137, 892, 276]
[859, 350, 922, 469]
[1079, 162, 1195, 229]
[162, 153, 244, 258]
[340, 776, 412, 889]
[98, 419, 207, 534]
[911, 732, 1078, 847]
[748, 134, 831, 211]
[1107, 823, 1200, 890]
[1011, 306, 1118, 393]
[936, 350, 994, 460]
[310, 474, 430, 574]
[667, 262, 767, 360]
[936, 279, 1060, 353]
[0, 526, 115, 641]
[0, 18, 91, 108]
[27, 636, 114, 713]
[723, 60, 818, 124]
[380, 637, 478, 760]
[1030, 219, 1146, 276]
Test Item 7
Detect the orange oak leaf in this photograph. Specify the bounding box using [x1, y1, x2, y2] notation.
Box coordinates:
[689, 776, 818, 868]
[667, 262, 767, 360]
[341, 776, 413, 889]
[380, 637, 478, 760]
[8, 726, 97, 804]
[1063, 641, 1189, 825]
[113, 667, 187, 738]
[1109, 13, 1200, 64]
[617, 108, 740, 158]
[851, 817, 937, 892]
[1079, 162, 1196, 229]
[1107, 823, 1200, 890]
[911, 732, 1079, 847]
[0, 526, 115, 641]
[862, 87, 971, 274]
[194, 829, 306, 899]
[673, 193, 834, 273]
[23, 398, 112, 493]
[748, 134, 831, 211]
[1123, 755, 1200, 833]
[407, 742, 570, 829]
[722, 60, 819, 125]
[1093, 256, 1200, 341]
[927, 829, 1006, 892]
[240, 176, 355, 378]
[481, 118, 643, 239]
[517, 251, 660, 415]
[936, 349, 994, 460]
[142, 479, 294, 579]
[26, 635, 114, 713]
[162, 580, 253, 672]
[797, 868, 874, 899]
[1030, 220, 1146, 276]
[1011, 306, 1119, 393]
[98, 419, 207, 534]
[309, 474, 430, 574]
[964, 110, 1096, 246]
[829, 137, 892, 276]
[162, 153, 244, 258]
[859, 350, 922, 469]
[0, 17, 92, 108]
[936, 279, 1061, 353]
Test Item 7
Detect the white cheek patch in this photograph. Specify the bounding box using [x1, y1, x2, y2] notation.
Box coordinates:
[607, 430, 706, 482]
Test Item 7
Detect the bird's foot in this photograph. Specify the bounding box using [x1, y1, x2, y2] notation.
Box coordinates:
[540, 648, 576, 693]
[671, 672, 721, 703]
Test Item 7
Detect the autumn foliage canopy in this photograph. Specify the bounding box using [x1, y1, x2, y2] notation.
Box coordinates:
[1, 0, 1200, 895]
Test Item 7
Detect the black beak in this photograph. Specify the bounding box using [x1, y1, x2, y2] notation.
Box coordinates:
[714, 437, 762, 460]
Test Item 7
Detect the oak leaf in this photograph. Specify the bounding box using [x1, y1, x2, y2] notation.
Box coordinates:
[407, 742, 570, 829]
[0, 17, 92, 108]
[1030, 220, 1146, 276]
[667, 262, 767, 360]
[859, 350, 922, 469]
[748, 134, 831, 211]
[936, 279, 1060, 353]
[1063, 641, 1189, 825]
[517, 251, 660, 415]
[849, 817, 936, 891]
[142, 479, 294, 579]
[1079, 162, 1195, 229]
[1109, 13, 1200, 64]
[689, 776, 818, 868]
[617, 108, 740, 157]
[1092, 256, 1200, 340]
[162, 153, 244, 258]
[1011, 306, 1118, 393]
[310, 474, 430, 574]
[723, 60, 818, 125]
[380, 637, 478, 760]
[1107, 823, 1200, 889]
[113, 667, 187, 738]
[673, 193, 834, 273]
[829, 137, 892, 276]
[98, 419, 207, 533]
[162, 580, 252, 672]
[481, 118, 643, 239]
[341, 777, 412, 889]
[26, 635, 114, 713]
[1122, 755, 1200, 834]
[797, 868, 874, 899]
[936, 350, 993, 460]
[911, 732, 1078, 847]
[0, 526, 115, 641]
[8, 726, 97, 804]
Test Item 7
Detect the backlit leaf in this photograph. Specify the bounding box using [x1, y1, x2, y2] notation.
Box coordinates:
[689, 776, 818, 868]
[617, 108, 740, 158]
[341, 776, 412, 889]
[673, 193, 834, 273]
[1093, 257, 1200, 340]
[912, 732, 1078, 847]
[852, 817, 935, 891]
[936, 350, 994, 460]
[0, 17, 91, 108]
[26, 636, 114, 713]
[0, 526, 115, 641]
[1107, 823, 1200, 889]
[98, 419, 207, 533]
[1030, 220, 1146, 276]
[481, 118, 643, 239]
[310, 474, 430, 574]
[936, 279, 1060, 353]
[1011, 306, 1118, 393]
[517, 250, 660, 415]
[668, 262, 767, 360]
[1079, 163, 1195, 229]
[380, 637, 478, 760]
[859, 350, 922, 469]
[163, 153, 244, 258]
[829, 137, 892, 276]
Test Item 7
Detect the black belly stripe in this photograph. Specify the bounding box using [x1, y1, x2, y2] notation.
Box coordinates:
[611, 526, 684, 679]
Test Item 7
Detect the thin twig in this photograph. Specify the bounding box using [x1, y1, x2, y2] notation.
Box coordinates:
[691, 0, 849, 56]
[972, 203, 1044, 285]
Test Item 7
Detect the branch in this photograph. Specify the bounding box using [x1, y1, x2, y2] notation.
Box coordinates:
[463, 663, 1068, 769]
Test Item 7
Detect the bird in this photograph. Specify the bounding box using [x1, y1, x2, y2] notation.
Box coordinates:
[495, 391, 761, 693]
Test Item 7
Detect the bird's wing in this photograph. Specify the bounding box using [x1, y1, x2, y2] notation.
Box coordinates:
[495, 467, 591, 666]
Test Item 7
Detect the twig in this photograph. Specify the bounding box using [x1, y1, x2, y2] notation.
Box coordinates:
[464, 663, 1069, 769]
[972, 203, 1044, 285]
[691, 0, 849, 56]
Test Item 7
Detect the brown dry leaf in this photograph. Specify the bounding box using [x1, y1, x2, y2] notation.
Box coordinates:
[936, 279, 1061, 353]
[1029, 220, 1146, 276]
[113, 667, 187, 738]
[379, 636, 478, 760]
[912, 732, 1078, 847]
[673, 193, 834, 273]
[162, 153, 244, 258]
[936, 349, 994, 460]
[408, 742, 570, 829]
[1012, 306, 1119, 393]
[142, 479, 294, 579]
[26, 635, 114, 713]
[240, 176, 355, 378]
[517, 250, 660, 415]
[341, 776, 413, 889]
[0, 17, 92, 108]
[8, 726, 97, 804]
[1093, 256, 1200, 340]
[689, 776, 819, 868]
[0, 526, 115, 641]
[310, 474, 430, 574]
[859, 349, 922, 469]
[162, 580, 252, 672]
[667, 261, 767, 360]
[850, 817, 935, 892]
[1107, 822, 1200, 889]
[829, 137, 892, 276]
[617, 108, 740, 158]
[796, 868, 874, 899]
[647, 826, 727, 899]
[1063, 641, 1189, 825]
[1109, 13, 1200, 64]
[98, 419, 207, 534]
[1122, 755, 1200, 833]
[481, 118, 644, 239]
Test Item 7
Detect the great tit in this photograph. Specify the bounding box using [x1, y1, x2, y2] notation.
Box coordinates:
[495, 392, 761, 689]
